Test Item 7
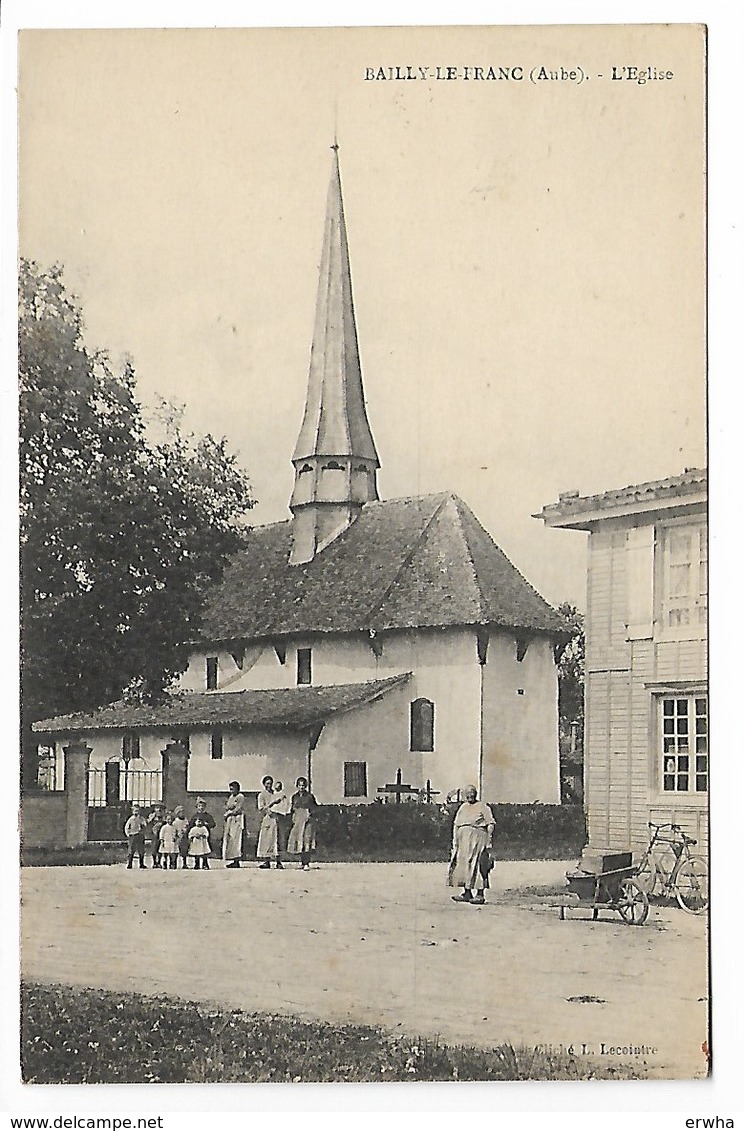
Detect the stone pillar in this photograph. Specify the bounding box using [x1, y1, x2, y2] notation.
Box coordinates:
[63, 740, 92, 847]
[162, 742, 189, 813]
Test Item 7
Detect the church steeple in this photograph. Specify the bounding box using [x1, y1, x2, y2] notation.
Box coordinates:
[289, 146, 380, 566]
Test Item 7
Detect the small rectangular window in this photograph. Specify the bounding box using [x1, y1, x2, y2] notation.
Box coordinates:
[297, 648, 312, 686]
[122, 733, 141, 761]
[344, 761, 368, 798]
[210, 730, 223, 760]
[206, 657, 218, 690]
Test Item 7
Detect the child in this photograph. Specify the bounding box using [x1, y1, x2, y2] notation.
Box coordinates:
[159, 812, 178, 870]
[124, 805, 147, 869]
[272, 781, 292, 866]
[148, 805, 165, 868]
[172, 805, 189, 868]
[187, 817, 211, 869]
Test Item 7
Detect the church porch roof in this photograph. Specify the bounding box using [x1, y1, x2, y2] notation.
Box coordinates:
[32, 674, 413, 736]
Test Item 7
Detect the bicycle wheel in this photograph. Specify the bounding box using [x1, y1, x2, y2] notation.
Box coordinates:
[618, 880, 649, 926]
[634, 855, 657, 895]
[675, 857, 708, 915]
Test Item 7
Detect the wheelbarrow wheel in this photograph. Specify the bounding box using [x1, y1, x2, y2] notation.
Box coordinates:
[618, 880, 649, 925]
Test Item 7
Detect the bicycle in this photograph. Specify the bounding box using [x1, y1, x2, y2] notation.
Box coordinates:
[634, 821, 708, 915]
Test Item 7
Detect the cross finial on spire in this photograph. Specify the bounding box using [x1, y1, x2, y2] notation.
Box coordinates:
[331, 138, 339, 152]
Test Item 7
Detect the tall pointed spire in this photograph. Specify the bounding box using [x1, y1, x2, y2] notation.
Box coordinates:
[289, 146, 380, 566]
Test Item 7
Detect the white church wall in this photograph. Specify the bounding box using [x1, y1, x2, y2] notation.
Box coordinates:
[481, 633, 560, 804]
[180, 643, 289, 693]
[187, 728, 308, 794]
[306, 628, 481, 801]
[178, 625, 559, 803]
[376, 629, 481, 798]
[311, 681, 421, 803]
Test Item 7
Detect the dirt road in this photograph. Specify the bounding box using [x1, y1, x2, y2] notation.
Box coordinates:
[21, 860, 708, 1079]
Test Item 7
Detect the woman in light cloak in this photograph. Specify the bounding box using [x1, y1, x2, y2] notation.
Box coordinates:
[447, 785, 495, 905]
[222, 781, 245, 869]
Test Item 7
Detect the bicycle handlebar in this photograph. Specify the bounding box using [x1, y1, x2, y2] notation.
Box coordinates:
[647, 821, 697, 846]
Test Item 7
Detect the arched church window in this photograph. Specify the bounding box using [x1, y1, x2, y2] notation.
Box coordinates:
[297, 647, 312, 686]
[299, 464, 313, 474]
[410, 698, 435, 752]
[321, 460, 344, 470]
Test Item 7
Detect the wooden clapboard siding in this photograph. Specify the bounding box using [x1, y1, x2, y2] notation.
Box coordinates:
[655, 638, 707, 681]
[584, 518, 708, 853]
[649, 803, 708, 846]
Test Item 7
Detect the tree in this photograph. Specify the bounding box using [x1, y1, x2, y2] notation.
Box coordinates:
[555, 601, 585, 736]
[20, 261, 254, 780]
[555, 601, 585, 803]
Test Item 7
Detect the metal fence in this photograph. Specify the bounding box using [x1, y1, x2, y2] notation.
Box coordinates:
[87, 765, 162, 808]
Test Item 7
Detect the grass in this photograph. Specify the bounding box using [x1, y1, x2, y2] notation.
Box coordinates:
[21, 982, 645, 1083]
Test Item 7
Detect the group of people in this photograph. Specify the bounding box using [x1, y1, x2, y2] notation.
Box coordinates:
[256, 775, 318, 870]
[122, 777, 318, 872]
[124, 776, 495, 899]
[123, 797, 216, 870]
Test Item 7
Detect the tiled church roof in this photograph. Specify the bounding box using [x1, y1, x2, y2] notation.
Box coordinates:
[197, 492, 564, 645]
[32, 674, 412, 734]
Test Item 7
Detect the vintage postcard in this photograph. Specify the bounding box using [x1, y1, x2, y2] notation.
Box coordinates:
[11, 17, 718, 1109]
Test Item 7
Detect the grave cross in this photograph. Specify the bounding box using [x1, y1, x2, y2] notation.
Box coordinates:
[423, 778, 441, 804]
[377, 767, 419, 804]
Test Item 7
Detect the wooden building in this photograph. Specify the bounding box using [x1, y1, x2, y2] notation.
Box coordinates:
[538, 470, 708, 852]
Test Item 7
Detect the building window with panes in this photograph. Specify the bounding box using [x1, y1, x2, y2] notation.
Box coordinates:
[659, 523, 707, 633]
[344, 761, 367, 798]
[660, 694, 708, 794]
[206, 656, 218, 690]
[210, 730, 224, 760]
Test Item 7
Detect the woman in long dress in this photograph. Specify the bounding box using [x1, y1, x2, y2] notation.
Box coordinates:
[222, 780, 245, 869]
[287, 776, 318, 870]
[256, 775, 281, 869]
[447, 785, 495, 905]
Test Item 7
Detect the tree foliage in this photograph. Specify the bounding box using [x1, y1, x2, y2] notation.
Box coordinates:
[20, 260, 254, 748]
[555, 601, 585, 735]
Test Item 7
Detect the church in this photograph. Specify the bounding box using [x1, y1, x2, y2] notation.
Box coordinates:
[33, 149, 565, 809]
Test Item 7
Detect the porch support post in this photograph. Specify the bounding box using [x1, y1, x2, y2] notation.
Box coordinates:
[63, 740, 92, 847]
[162, 741, 189, 812]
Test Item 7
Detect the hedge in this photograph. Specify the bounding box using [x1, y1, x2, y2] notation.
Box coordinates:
[21, 802, 587, 865]
[312, 801, 586, 860]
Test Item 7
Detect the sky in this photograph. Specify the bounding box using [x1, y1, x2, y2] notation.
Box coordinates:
[18, 24, 707, 609]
